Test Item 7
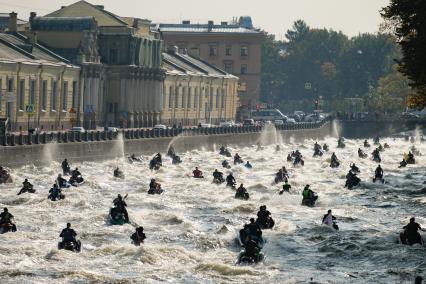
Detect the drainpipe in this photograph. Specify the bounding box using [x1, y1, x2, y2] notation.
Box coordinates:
[14, 62, 22, 131]
[186, 76, 192, 125]
[37, 63, 43, 128]
[57, 65, 66, 130]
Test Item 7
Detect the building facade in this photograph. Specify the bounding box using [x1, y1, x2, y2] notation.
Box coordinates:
[29, 0, 165, 128]
[155, 17, 263, 111]
[0, 13, 81, 132]
[162, 47, 239, 126]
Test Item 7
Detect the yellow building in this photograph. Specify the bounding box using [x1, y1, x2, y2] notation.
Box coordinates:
[162, 47, 239, 126]
[0, 14, 81, 131]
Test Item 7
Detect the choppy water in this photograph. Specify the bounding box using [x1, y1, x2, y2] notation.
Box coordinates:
[0, 136, 425, 284]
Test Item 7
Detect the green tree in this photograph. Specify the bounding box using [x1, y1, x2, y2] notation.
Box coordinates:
[382, 0, 426, 107]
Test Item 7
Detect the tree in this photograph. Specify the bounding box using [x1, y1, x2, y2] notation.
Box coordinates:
[382, 0, 426, 107]
[285, 20, 310, 42]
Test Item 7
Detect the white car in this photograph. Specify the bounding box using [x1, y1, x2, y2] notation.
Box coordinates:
[219, 121, 235, 127]
[69, 126, 85, 133]
[153, 124, 167, 130]
[107, 127, 119, 132]
[274, 119, 284, 126]
[285, 118, 297, 124]
[200, 123, 212, 128]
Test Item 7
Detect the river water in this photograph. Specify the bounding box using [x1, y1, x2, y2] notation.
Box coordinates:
[0, 133, 425, 283]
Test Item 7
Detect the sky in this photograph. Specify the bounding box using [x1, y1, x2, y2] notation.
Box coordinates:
[2, 0, 389, 39]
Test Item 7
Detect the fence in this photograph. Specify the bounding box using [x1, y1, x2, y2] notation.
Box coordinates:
[0, 120, 329, 147]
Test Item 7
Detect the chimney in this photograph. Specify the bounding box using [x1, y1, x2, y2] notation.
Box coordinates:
[29, 12, 37, 21]
[182, 20, 190, 25]
[208, 20, 213, 32]
[8, 12, 17, 33]
[167, 45, 178, 54]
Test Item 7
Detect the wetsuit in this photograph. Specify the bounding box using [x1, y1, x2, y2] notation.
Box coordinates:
[403, 221, 423, 245]
[113, 198, 129, 222]
[0, 211, 13, 224]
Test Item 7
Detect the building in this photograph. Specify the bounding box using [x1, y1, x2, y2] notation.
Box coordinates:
[0, 13, 81, 132]
[29, 0, 165, 128]
[0, 13, 26, 32]
[155, 17, 263, 111]
[162, 47, 239, 126]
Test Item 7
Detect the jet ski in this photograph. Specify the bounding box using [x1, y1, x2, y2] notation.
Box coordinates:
[109, 207, 128, 225]
[58, 240, 81, 252]
[0, 222, 17, 234]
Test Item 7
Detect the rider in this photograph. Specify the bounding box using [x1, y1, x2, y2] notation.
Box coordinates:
[222, 160, 230, 168]
[246, 218, 262, 239]
[350, 163, 360, 173]
[280, 180, 291, 194]
[364, 139, 370, 147]
[302, 185, 316, 203]
[130, 226, 146, 246]
[213, 169, 224, 181]
[61, 159, 70, 175]
[0, 208, 13, 225]
[358, 148, 366, 157]
[71, 168, 81, 178]
[114, 167, 123, 178]
[113, 194, 129, 223]
[375, 164, 383, 179]
[322, 209, 337, 228]
[257, 205, 272, 225]
[287, 154, 293, 161]
[314, 141, 321, 151]
[236, 184, 248, 197]
[18, 179, 33, 195]
[403, 217, 425, 245]
[226, 173, 236, 187]
[192, 167, 203, 178]
[245, 161, 252, 169]
[234, 153, 243, 164]
[60, 223, 78, 247]
[56, 174, 67, 188]
[49, 184, 62, 201]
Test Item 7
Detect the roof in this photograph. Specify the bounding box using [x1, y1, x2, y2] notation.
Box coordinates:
[31, 16, 97, 31]
[0, 32, 73, 65]
[163, 49, 237, 79]
[44, 0, 127, 27]
[155, 23, 262, 35]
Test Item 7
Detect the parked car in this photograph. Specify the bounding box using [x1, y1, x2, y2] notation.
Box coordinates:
[285, 117, 297, 124]
[294, 111, 306, 118]
[274, 119, 284, 126]
[106, 127, 119, 133]
[304, 113, 325, 122]
[69, 126, 85, 133]
[401, 112, 420, 119]
[219, 121, 235, 127]
[200, 123, 212, 128]
[243, 119, 255, 126]
[153, 124, 167, 130]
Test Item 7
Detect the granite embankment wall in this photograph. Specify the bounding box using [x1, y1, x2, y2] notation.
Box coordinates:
[0, 121, 333, 168]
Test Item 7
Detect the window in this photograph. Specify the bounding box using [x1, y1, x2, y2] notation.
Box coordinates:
[42, 81, 47, 111]
[224, 63, 233, 73]
[109, 49, 118, 64]
[193, 87, 198, 109]
[19, 79, 25, 110]
[72, 81, 77, 109]
[29, 80, 36, 104]
[221, 93, 225, 109]
[107, 103, 113, 113]
[0, 78, 2, 111]
[187, 87, 192, 108]
[174, 87, 179, 108]
[216, 90, 220, 109]
[7, 78, 13, 92]
[241, 64, 247, 74]
[62, 81, 68, 111]
[190, 47, 199, 56]
[199, 88, 203, 109]
[209, 87, 214, 108]
[168, 86, 173, 108]
[181, 87, 186, 108]
[51, 80, 57, 111]
[209, 46, 217, 57]
[225, 45, 232, 56]
[240, 45, 249, 57]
